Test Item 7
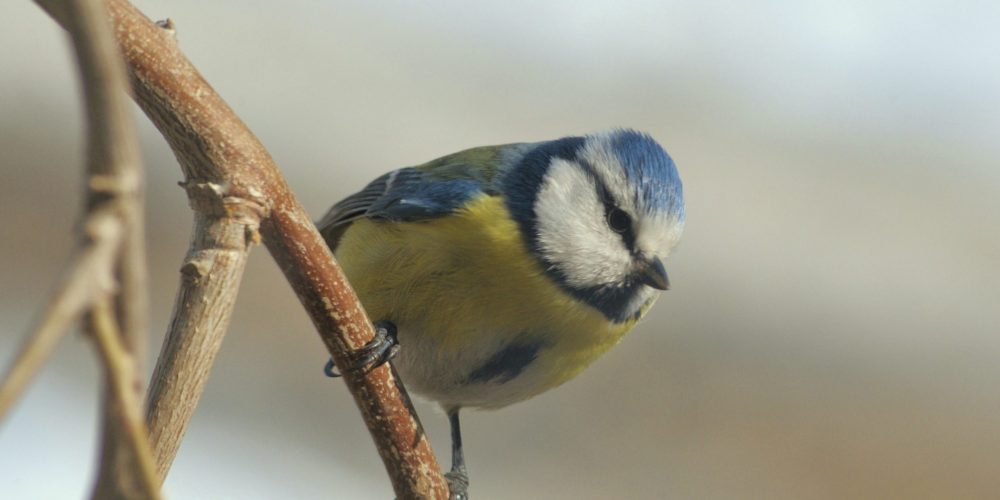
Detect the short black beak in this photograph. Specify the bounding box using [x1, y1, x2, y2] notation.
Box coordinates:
[639, 257, 670, 290]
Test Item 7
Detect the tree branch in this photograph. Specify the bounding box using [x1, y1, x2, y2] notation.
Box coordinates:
[0, 209, 122, 419]
[37, 0, 157, 497]
[0, 0, 161, 497]
[50, 0, 149, 372]
[145, 185, 259, 482]
[38, 0, 448, 497]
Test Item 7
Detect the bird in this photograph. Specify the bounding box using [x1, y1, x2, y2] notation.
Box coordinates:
[317, 128, 684, 498]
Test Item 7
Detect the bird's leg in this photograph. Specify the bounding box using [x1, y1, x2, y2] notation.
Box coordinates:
[444, 408, 470, 500]
[323, 320, 399, 377]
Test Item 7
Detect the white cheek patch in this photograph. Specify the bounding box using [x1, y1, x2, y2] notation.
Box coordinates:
[534, 159, 632, 288]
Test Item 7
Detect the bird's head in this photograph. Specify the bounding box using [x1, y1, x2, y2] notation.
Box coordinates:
[504, 129, 685, 322]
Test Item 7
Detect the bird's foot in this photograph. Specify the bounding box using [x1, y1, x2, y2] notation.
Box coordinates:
[323, 321, 399, 377]
[444, 466, 469, 500]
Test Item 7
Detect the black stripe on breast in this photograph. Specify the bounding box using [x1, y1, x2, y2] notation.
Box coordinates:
[467, 340, 547, 384]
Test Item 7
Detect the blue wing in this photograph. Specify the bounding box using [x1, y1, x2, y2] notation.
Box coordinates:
[317, 167, 485, 248]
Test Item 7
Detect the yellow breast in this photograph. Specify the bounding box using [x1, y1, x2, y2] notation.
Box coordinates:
[334, 194, 650, 407]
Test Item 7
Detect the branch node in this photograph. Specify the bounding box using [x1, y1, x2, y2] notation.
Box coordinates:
[180, 182, 268, 226]
[82, 209, 124, 242]
[155, 18, 175, 36]
[179, 260, 209, 281]
[88, 170, 140, 196]
[244, 224, 262, 246]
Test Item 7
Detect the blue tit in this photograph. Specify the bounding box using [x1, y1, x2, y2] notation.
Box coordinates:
[318, 128, 684, 497]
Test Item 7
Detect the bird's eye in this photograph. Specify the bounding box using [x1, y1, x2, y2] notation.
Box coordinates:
[606, 207, 631, 233]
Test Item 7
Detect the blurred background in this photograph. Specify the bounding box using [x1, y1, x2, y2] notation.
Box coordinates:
[2, 0, 999, 498]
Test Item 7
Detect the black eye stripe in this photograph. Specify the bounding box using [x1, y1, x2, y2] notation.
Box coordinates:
[604, 201, 637, 250]
[578, 160, 638, 252]
[606, 206, 631, 233]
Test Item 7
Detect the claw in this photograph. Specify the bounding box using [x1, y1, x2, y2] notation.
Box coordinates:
[323, 321, 398, 377]
[445, 467, 469, 500]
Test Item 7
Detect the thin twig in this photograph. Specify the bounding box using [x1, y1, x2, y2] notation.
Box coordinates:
[87, 295, 161, 500]
[0, 210, 122, 419]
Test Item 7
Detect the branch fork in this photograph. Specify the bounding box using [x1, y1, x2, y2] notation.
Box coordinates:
[4, 0, 448, 498]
